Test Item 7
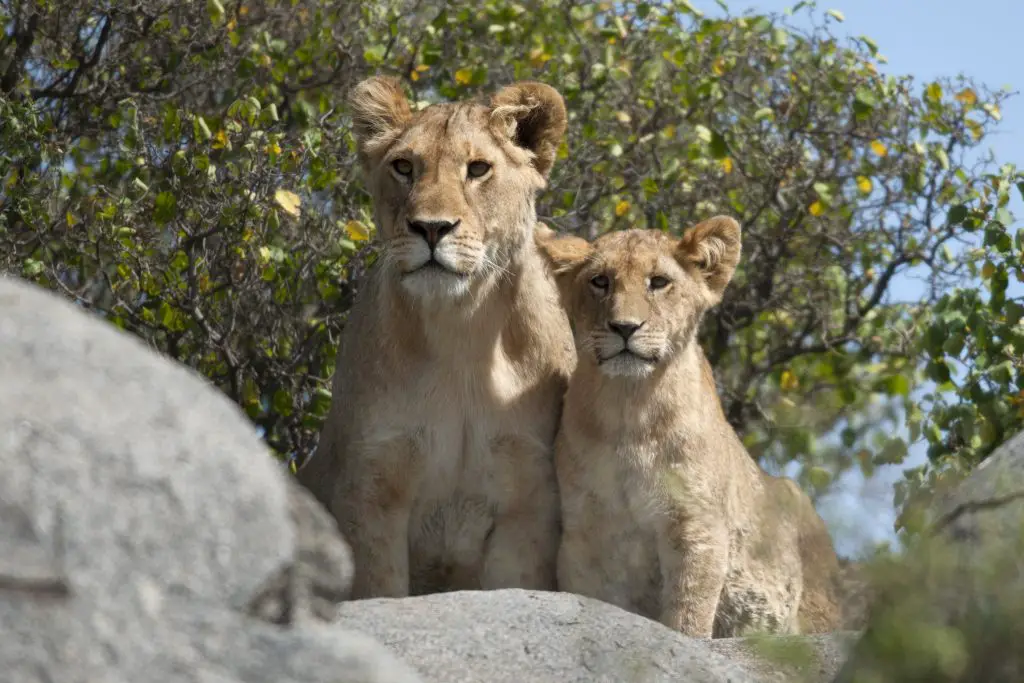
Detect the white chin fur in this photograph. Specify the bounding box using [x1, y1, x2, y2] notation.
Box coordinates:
[400, 267, 472, 302]
[599, 354, 657, 378]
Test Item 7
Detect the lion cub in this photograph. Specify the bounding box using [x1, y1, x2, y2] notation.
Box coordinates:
[539, 218, 841, 637]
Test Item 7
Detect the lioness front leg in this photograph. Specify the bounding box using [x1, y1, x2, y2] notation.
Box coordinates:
[480, 484, 559, 591]
[657, 518, 729, 637]
[335, 448, 420, 599]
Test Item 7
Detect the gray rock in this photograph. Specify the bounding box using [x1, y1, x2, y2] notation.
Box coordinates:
[835, 429, 1024, 682]
[0, 276, 420, 683]
[336, 589, 757, 682]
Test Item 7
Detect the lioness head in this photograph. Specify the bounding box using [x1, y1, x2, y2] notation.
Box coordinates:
[538, 217, 741, 378]
[348, 76, 567, 302]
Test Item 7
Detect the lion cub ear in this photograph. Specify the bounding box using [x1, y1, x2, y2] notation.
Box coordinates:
[675, 216, 742, 299]
[535, 228, 592, 301]
[490, 82, 568, 178]
[348, 76, 413, 167]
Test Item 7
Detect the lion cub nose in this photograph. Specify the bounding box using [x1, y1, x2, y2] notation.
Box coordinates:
[608, 321, 642, 340]
[408, 219, 460, 250]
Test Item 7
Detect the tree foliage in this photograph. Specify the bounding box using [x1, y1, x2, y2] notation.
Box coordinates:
[1, 0, 1020, 518]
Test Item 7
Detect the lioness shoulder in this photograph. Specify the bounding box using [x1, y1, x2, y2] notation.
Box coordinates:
[539, 220, 841, 637]
[297, 77, 575, 599]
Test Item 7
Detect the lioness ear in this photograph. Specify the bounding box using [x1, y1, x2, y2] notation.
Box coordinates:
[535, 228, 592, 300]
[348, 76, 413, 166]
[490, 82, 568, 178]
[675, 215, 742, 298]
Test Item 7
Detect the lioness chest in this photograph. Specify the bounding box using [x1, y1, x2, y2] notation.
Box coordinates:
[365, 349, 563, 593]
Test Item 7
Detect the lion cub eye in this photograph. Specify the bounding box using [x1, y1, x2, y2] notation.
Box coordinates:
[589, 274, 610, 291]
[649, 275, 671, 291]
[467, 160, 492, 179]
[392, 159, 413, 176]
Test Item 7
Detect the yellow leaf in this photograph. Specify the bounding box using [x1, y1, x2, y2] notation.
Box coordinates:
[809, 201, 824, 216]
[870, 140, 888, 157]
[955, 88, 977, 106]
[981, 261, 996, 279]
[615, 200, 630, 217]
[528, 47, 552, 68]
[454, 68, 473, 85]
[780, 370, 799, 391]
[273, 188, 301, 218]
[615, 111, 632, 124]
[211, 129, 228, 150]
[925, 82, 942, 102]
[712, 57, 726, 76]
[265, 141, 281, 156]
[721, 157, 733, 174]
[345, 219, 371, 242]
[415, 64, 430, 72]
[856, 175, 872, 194]
[966, 118, 983, 141]
[65, 211, 77, 227]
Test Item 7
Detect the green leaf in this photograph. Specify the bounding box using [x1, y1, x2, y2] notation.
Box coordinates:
[272, 389, 293, 417]
[708, 130, 728, 159]
[947, 204, 968, 225]
[363, 44, 387, 64]
[206, 0, 225, 25]
[884, 374, 911, 397]
[153, 191, 177, 224]
[826, 9, 846, 22]
[995, 206, 1013, 226]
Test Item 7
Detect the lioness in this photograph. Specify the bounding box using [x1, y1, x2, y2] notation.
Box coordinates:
[297, 76, 575, 598]
[539, 219, 841, 637]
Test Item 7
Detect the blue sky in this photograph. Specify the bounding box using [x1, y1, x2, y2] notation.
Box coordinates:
[692, 0, 1024, 556]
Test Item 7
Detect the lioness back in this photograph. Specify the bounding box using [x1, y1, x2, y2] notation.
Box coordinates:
[297, 77, 575, 598]
[540, 222, 842, 637]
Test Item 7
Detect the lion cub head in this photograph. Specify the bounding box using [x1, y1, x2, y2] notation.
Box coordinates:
[539, 217, 741, 378]
[348, 76, 567, 303]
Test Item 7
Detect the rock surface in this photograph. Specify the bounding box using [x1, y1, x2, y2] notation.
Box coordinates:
[337, 588, 761, 683]
[0, 276, 420, 683]
[835, 429, 1024, 682]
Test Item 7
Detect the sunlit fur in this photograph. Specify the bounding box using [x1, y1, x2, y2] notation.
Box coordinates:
[298, 77, 576, 600]
[538, 220, 843, 638]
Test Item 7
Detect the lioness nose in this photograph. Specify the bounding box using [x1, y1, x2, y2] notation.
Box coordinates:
[608, 321, 642, 340]
[408, 219, 459, 250]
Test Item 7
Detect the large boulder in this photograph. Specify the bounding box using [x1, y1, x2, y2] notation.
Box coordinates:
[0, 276, 421, 683]
[336, 588, 768, 682]
[835, 430, 1024, 682]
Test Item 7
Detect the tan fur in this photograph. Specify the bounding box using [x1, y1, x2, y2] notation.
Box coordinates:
[298, 77, 575, 599]
[539, 220, 842, 637]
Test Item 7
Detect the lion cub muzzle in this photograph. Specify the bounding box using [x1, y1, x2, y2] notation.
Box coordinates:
[600, 319, 659, 375]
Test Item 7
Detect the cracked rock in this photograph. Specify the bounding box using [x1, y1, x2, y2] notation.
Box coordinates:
[835, 430, 1024, 683]
[0, 276, 420, 683]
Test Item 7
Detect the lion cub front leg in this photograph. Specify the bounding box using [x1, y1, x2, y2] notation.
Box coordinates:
[657, 516, 729, 637]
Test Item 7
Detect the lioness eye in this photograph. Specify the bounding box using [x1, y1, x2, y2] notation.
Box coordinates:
[649, 275, 670, 290]
[392, 159, 413, 176]
[467, 161, 491, 178]
[590, 274, 610, 290]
